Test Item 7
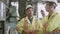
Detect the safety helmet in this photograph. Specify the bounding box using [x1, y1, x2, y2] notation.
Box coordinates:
[42, 0, 57, 6]
[26, 5, 33, 10]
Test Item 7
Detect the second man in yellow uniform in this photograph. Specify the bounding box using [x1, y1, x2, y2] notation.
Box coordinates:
[42, 0, 60, 34]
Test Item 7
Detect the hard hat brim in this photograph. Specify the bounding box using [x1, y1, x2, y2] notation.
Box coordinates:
[43, 1, 57, 6]
[26, 5, 33, 9]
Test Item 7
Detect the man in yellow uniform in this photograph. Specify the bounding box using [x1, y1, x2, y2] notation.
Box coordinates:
[16, 5, 43, 34]
[42, 0, 60, 34]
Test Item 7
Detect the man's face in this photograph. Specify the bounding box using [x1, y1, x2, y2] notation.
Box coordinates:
[26, 8, 34, 17]
[45, 3, 55, 12]
[45, 3, 51, 12]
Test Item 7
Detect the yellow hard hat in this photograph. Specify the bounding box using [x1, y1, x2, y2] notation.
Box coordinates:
[26, 5, 33, 9]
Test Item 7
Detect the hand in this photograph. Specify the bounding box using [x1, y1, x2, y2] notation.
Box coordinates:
[23, 30, 39, 34]
[29, 30, 33, 33]
[24, 30, 29, 34]
[16, 25, 20, 31]
[43, 21, 48, 32]
[32, 30, 39, 34]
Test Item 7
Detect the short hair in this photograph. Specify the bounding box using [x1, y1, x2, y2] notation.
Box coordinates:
[46, 1, 57, 9]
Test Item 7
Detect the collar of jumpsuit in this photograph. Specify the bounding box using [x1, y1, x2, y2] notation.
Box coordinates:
[48, 11, 57, 21]
[28, 17, 33, 24]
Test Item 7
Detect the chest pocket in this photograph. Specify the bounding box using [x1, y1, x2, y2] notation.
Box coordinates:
[23, 18, 38, 30]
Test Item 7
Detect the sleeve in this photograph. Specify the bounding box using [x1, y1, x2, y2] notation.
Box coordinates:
[16, 19, 24, 34]
[46, 15, 60, 32]
[38, 19, 43, 30]
[38, 19, 43, 34]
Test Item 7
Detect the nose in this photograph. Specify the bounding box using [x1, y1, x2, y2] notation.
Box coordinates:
[29, 11, 31, 14]
[29, 10, 32, 13]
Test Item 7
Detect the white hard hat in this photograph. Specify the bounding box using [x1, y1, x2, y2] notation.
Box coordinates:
[26, 5, 33, 9]
[42, 0, 57, 5]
